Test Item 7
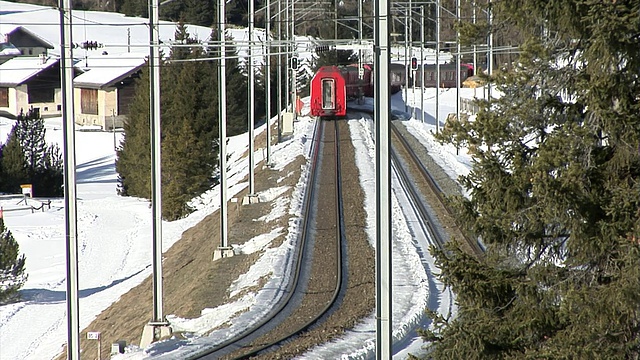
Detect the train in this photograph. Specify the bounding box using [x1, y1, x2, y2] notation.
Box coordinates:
[410, 63, 474, 88]
[309, 62, 474, 118]
[309, 63, 405, 117]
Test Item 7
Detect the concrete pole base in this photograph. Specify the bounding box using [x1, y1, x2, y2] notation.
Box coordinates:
[242, 195, 260, 205]
[213, 246, 235, 261]
[140, 323, 172, 348]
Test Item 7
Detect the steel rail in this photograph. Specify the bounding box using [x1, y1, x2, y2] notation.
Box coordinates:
[390, 121, 484, 259]
[391, 147, 445, 249]
[186, 119, 324, 359]
[229, 119, 346, 359]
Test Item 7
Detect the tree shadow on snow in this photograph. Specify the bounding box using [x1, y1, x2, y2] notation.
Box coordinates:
[19, 266, 149, 303]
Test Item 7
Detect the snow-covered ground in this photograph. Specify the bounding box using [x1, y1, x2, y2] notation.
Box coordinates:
[0, 87, 479, 359]
[0, 2, 488, 358]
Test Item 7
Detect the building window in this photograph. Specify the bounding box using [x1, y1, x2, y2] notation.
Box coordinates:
[81, 88, 98, 115]
[27, 85, 54, 103]
[0, 88, 8, 107]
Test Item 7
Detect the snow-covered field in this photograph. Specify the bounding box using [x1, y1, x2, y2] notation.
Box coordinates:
[0, 1, 486, 358]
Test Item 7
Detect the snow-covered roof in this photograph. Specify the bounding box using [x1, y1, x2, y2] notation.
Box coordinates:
[73, 52, 147, 88]
[0, 42, 21, 56]
[0, 55, 58, 86]
[0, 3, 212, 57]
[0, 25, 54, 49]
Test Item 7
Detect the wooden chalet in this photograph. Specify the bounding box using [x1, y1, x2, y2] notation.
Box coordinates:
[0, 56, 66, 119]
[73, 52, 146, 129]
[0, 25, 54, 64]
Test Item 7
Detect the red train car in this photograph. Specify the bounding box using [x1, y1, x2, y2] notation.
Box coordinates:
[343, 63, 374, 98]
[310, 63, 404, 118]
[310, 66, 348, 117]
[411, 63, 474, 87]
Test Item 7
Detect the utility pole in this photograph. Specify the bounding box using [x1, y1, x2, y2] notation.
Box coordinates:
[284, 0, 290, 114]
[472, 1, 477, 82]
[409, 0, 415, 119]
[111, 109, 116, 151]
[335, 0, 338, 39]
[142, 0, 171, 344]
[60, 0, 80, 358]
[277, 0, 283, 143]
[420, 5, 424, 123]
[265, 0, 272, 165]
[374, 0, 392, 357]
[358, 0, 363, 100]
[435, 0, 440, 133]
[214, 0, 234, 261]
[149, 0, 163, 329]
[248, 0, 256, 196]
[290, 0, 296, 121]
[404, 11, 409, 113]
[487, 0, 493, 100]
[456, 0, 460, 125]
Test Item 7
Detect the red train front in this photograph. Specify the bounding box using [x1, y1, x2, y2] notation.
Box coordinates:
[310, 66, 348, 117]
[309, 63, 402, 118]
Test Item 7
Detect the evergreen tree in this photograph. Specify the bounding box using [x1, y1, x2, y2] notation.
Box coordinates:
[314, 49, 357, 69]
[115, 62, 152, 198]
[1, 134, 28, 194]
[182, 0, 215, 27]
[117, 24, 222, 219]
[159, 24, 217, 219]
[116, 0, 147, 18]
[14, 109, 46, 174]
[35, 143, 64, 197]
[422, 1, 640, 359]
[0, 217, 27, 304]
[161, 120, 212, 220]
[5, 109, 64, 197]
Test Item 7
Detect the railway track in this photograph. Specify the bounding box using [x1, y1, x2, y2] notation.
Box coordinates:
[390, 121, 484, 259]
[349, 106, 482, 258]
[187, 119, 349, 359]
[188, 112, 480, 359]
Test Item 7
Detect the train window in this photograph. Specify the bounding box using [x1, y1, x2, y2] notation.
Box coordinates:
[322, 79, 335, 110]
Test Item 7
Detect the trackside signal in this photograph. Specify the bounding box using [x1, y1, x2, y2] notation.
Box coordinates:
[411, 57, 418, 70]
[290, 57, 298, 70]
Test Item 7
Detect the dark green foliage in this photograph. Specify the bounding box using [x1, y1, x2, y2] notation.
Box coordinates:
[0, 217, 27, 304]
[262, 51, 291, 122]
[1, 135, 28, 194]
[314, 50, 357, 69]
[158, 0, 215, 28]
[215, 31, 252, 137]
[118, 24, 259, 220]
[423, 1, 640, 359]
[115, 60, 152, 199]
[30, 143, 64, 197]
[116, 0, 147, 18]
[0, 109, 63, 196]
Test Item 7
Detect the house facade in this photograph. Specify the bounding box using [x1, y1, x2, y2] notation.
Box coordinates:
[73, 53, 146, 129]
[0, 56, 64, 119]
[0, 26, 54, 64]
